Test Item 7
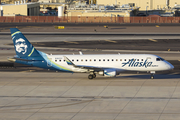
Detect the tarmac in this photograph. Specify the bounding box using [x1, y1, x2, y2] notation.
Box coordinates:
[1, 23, 180, 33]
[1, 26, 180, 120]
[1, 72, 180, 120]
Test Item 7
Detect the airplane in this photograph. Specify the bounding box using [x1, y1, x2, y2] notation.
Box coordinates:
[8, 28, 174, 79]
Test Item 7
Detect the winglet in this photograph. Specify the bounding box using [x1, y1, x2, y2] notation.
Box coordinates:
[64, 56, 75, 66]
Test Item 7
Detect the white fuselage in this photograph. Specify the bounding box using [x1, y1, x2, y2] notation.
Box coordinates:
[47, 54, 174, 73]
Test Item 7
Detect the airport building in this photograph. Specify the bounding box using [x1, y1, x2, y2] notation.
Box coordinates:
[39, 0, 65, 3]
[65, 0, 180, 17]
[66, 0, 139, 17]
[0, 2, 40, 16]
[67, 8, 139, 17]
[0, 0, 179, 17]
[1, 0, 38, 4]
[96, 0, 180, 11]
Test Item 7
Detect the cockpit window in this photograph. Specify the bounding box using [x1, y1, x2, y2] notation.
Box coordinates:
[156, 58, 164, 61]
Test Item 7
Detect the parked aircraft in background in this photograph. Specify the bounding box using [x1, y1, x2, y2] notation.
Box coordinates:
[9, 28, 174, 79]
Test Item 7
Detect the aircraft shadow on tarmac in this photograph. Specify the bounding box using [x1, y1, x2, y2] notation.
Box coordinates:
[115, 74, 180, 79]
[94, 73, 180, 80]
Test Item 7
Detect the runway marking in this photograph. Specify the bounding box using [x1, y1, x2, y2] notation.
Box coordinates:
[33, 43, 45, 46]
[64, 41, 79, 44]
[26, 26, 42, 28]
[157, 79, 180, 120]
[20, 70, 35, 72]
[0, 100, 93, 111]
[1, 96, 180, 99]
[114, 77, 148, 120]
[149, 39, 158, 42]
[105, 40, 117, 43]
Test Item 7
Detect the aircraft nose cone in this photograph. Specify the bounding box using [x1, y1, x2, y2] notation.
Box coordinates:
[169, 64, 174, 70]
[167, 63, 174, 70]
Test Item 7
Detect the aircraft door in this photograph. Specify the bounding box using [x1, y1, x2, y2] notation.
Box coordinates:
[146, 57, 153, 67]
[146, 57, 152, 62]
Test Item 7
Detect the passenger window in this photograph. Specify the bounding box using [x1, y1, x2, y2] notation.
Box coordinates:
[59, 60, 61, 62]
[85, 59, 87, 61]
[137, 59, 139, 61]
[90, 59, 92, 61]
[64, 60, 65, 62]
[81, 59, 83, 61]
[55, 60, 57, 62]
[141, 59, 143, 61]
[120, 59, 122, 61]
[77, 60, 79, 62]
[72, 59, 74, 61]
[112, 59, 114, 61]
[107, 59, 109, 61]
[94, 59, 96, 61]
[99, 59, 101, 61]
[116, 59, 118, 61]
[103, 59, 105, 61]
[124, 59, 126, 61]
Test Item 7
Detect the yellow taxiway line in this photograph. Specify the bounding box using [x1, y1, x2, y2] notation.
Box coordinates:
[105, 40, 117, 43]
[64, 41, 79, 44]
[149, 39, 158, 42]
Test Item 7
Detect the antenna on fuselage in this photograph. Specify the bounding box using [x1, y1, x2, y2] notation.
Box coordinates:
[79, 51, 83, 55]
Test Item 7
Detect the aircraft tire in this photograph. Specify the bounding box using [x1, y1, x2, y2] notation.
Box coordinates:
[88, 75, 94, 79]
[150, 76, 154, 79]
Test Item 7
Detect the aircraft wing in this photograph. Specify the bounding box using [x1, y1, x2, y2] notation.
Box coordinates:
[64, 56, 106, 71]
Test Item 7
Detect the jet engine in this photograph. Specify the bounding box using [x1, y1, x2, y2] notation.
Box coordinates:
[98, 69, 117, 77]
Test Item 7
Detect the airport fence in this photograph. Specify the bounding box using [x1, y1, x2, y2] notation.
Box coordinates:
[0, 16, 180, 23]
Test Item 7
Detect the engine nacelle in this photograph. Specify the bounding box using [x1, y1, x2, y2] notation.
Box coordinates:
[98, 69, 117, 77]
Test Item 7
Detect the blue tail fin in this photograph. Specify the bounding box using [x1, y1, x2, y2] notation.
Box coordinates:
[10, 28, 40, 57]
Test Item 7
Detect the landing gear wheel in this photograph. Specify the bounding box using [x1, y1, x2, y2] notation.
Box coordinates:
[88, 74, 94, 80]
[150, 74, 154, 79]
[93, 74, 96, 78]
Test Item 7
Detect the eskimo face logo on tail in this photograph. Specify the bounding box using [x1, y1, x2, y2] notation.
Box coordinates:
[15, 38, 28, 54]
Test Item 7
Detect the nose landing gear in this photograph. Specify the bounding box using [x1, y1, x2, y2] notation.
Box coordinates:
[150, 74, 154, 79]
[150, 71, 155, 79]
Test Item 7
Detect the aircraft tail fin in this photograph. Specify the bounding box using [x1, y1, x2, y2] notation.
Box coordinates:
[10, 28, 40, 57]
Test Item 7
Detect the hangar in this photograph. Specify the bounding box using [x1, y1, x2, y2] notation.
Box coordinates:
[96, 0, 180, 10]
[0, 1, 39, 16]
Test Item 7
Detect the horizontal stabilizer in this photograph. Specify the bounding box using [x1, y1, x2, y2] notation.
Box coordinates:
[8, 57, 42, 62]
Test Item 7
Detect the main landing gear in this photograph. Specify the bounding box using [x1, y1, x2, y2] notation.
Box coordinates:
[88, 73, 96, 80]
